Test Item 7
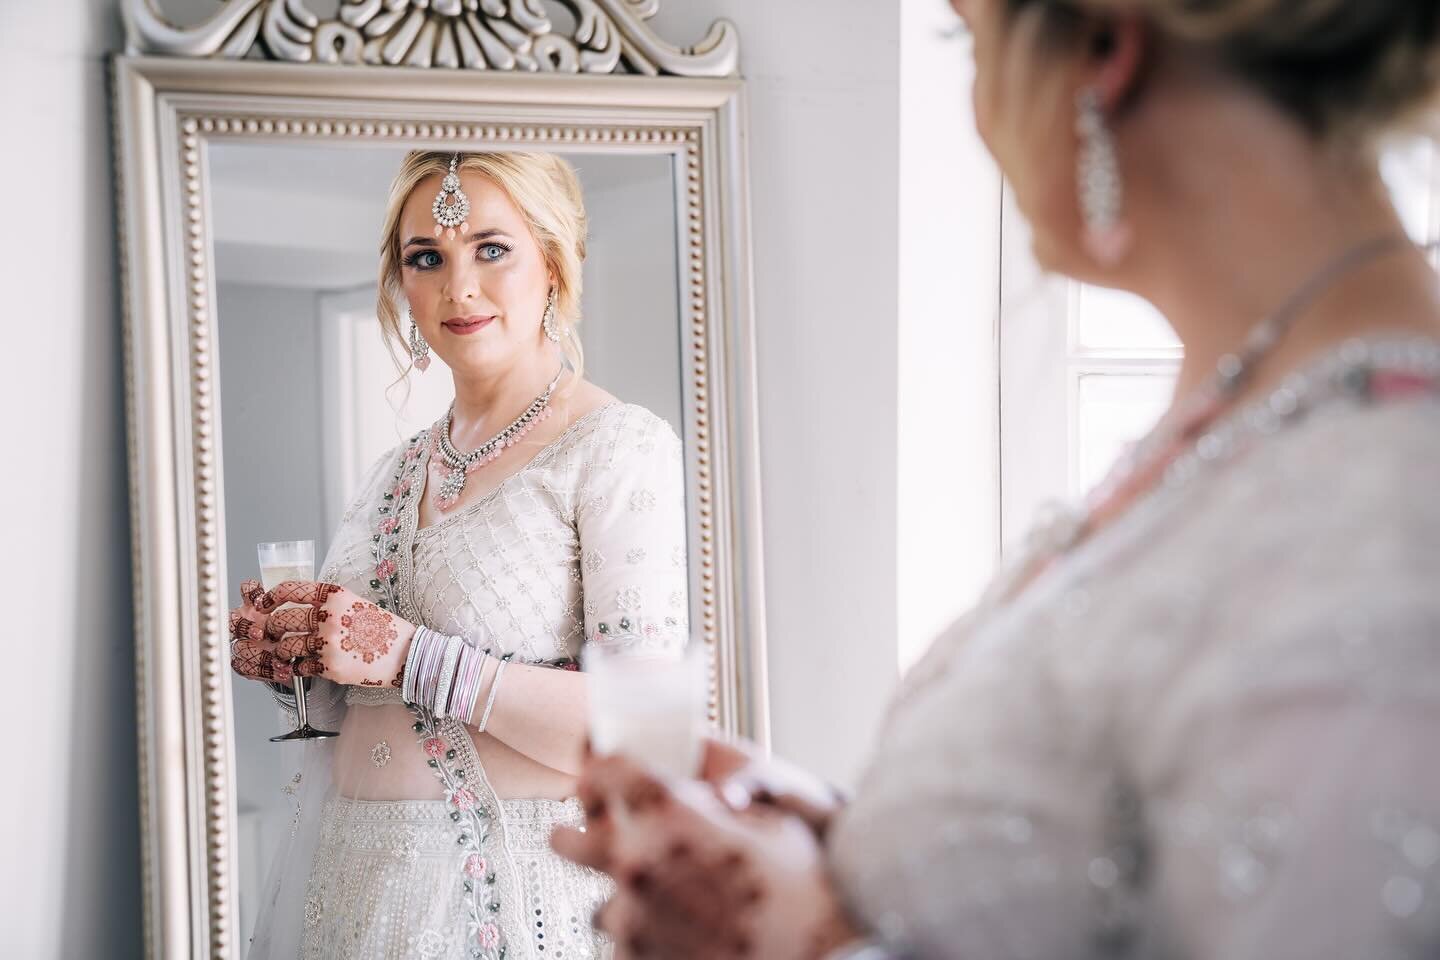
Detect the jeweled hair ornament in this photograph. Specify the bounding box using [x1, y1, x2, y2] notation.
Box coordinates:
[432, 154, 471, 240]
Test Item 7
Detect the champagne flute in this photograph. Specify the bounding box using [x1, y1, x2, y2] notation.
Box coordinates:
[584, 642, 707, 778]
[258, 540, 339, 742]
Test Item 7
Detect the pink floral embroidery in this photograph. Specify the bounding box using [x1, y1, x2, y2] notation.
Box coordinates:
[379, 517, 399, 535]
[464, 854, 488, 879]
[376, 559, 397, 579]
[475, 923, 501, 949]
[450, 787, 477, 811]
[393, 478, 412, 497]
[423, 738, 446, 758]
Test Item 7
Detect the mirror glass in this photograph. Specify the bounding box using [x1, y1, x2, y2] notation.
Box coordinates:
[210, 141, 685, 943]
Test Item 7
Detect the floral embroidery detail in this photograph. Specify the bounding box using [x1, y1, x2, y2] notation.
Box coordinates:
[618, 586, 643, 611]
[587, 495, 609, 513]
[397, 829, 423, 863]
[584, 597, 598, 617]
[414, 930, 446, 958]
[371, 740, 392, 767]
[465, 854, 489, 879]
[626, 548, 647, 565]
[366, 430, 507, 959]
[304, 895, 323, 927]
[629, 489, 657, 512]
[669, 590, 686, 609]
[583, 549, 606, 574]
[475, 922, 502, 950]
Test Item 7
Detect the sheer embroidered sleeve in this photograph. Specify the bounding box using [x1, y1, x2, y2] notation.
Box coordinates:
[574, 406, 690, 656]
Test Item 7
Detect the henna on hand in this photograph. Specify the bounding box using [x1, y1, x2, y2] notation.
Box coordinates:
[231, 641, 291, 683]
[275, 631, 325, 662]
[264, 580, 343, 611]
[264, 605, 320, 640]
[338, 601, 398, 664]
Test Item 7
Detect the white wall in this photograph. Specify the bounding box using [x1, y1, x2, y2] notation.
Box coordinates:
[0, 1, 143, 957]
[649, 2, 905, 784]
[897, 0, 1003, 669]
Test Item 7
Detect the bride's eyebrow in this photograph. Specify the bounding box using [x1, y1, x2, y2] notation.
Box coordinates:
[402, 229, 513, 248]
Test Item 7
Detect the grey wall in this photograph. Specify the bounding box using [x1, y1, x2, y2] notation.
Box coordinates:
[577, 154, 684, 431]
[216, 281, 329, 947]
[0, 1, 143, 956]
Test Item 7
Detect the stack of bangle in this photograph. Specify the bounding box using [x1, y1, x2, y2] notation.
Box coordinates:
[403, 625, 511, 724]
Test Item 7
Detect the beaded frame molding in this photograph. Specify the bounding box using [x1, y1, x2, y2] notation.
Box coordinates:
[113, 7, 765, 956]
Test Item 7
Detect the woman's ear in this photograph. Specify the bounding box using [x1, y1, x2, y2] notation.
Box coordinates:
[1089, 14, 1148, 111]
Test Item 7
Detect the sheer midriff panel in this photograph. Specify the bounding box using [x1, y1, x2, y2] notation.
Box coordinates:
[331, 703, 578, 801]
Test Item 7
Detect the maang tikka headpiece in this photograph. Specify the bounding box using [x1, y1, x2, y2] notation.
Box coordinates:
[432, 154, 471, 240]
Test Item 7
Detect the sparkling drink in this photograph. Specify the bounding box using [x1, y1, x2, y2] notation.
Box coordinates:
[259, 562, 313, 590]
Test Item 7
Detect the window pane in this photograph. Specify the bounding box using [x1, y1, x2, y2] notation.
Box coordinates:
[1074, 372, 1175, 495]
[1074, 283, 1180, 352]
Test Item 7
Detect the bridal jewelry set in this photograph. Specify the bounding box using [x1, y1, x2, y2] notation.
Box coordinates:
[407, 154, 570, 512]
[407, 155, 563, 372]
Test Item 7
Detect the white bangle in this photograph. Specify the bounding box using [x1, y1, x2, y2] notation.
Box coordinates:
[476, 656, 509, 733]
[465, 653, 495, 725]
[433, 634, 463, 718]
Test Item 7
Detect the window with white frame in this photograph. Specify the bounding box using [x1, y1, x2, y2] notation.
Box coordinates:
[998, 140, 1439, 552]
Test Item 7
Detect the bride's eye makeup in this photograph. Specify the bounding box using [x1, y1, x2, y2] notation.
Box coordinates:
[478, 242, 512, 263]
[402, 249, 442, 270]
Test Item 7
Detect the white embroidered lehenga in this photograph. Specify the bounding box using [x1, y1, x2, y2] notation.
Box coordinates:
[828, 338, 1440, 959]
[247, 402, 689, 960]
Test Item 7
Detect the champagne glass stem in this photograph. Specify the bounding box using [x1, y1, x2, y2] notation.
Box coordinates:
[290, 671, 309, 727]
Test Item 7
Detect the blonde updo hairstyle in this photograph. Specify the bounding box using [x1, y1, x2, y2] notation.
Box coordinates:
[1010, 0, 1440, 139]
[377, 151, 588, 381]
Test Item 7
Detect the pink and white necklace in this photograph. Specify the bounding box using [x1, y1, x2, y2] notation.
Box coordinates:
[431, 366, 565, 511]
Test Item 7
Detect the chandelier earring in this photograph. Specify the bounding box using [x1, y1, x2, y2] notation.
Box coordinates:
[1075, 88, 1131, 266]
[407, 308, 431, 372]
[541, 285, 561, 343]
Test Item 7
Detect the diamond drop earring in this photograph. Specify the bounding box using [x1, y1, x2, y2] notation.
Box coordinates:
[407, 308, 431, 372]
[541, 286, 561, 343]
[1076, 88, 1131, 266]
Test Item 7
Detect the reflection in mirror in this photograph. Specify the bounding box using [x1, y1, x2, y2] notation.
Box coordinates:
[213, 144, 686, 953]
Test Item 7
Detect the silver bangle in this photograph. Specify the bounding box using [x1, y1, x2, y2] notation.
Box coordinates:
[401, 625, 429, 704]
[476, 656, 510, 733]
[463, 652, 494, 725]
[434, 635, 464, 718]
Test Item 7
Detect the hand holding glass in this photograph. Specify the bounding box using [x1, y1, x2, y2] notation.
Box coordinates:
[258, 540, 338, 742]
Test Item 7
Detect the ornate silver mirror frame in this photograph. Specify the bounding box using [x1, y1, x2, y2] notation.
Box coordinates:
[113, 3, 766, 956]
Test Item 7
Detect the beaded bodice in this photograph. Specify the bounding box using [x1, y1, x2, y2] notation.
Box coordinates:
[319, 402, 690, 710]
